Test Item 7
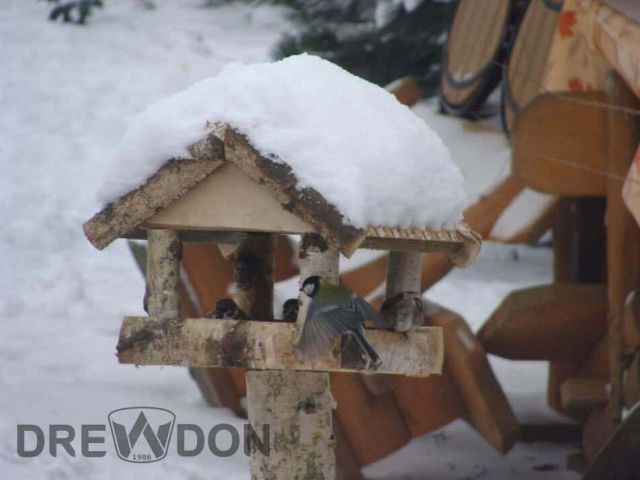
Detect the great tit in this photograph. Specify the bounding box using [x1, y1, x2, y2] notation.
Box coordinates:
[282, 298, 300, 322]
[207, 298, 247, 319]
[380, 291, 424, 332]
[297, 275, 382, 368]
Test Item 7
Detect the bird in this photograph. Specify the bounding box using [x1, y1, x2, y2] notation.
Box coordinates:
[207, 298, 247, 319]
[380, 291, 424, 332]
[296, 275, 382, 369]
[282, 298, 300, 322]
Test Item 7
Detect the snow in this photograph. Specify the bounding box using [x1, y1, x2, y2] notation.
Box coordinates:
[2, 1, 578, 479]
[98, 54, 466, 230]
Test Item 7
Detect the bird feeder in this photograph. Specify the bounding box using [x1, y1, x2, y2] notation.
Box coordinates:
[84, 125, 480, 479]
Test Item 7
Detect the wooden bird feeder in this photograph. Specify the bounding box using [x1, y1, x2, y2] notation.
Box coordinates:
[83, 124, 480, 479]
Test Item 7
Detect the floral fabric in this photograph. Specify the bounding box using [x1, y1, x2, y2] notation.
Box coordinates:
[543, 0, 640, 95]
[542, 0, 640, 223]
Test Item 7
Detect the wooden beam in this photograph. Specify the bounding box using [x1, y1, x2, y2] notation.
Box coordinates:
[560, 377, 608, 419]
[512, 92, 609, 196]
[333, 415, 364, 480]
[479, 284, 608, 360]
[604, 72, 640, 423]
[428, 304, 519, 453]
[83, 133, 225, 250]
[116, 316, 443, 376]
[548, 197, 607, 418]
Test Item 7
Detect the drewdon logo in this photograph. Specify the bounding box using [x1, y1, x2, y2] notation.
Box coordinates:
[17, 407, 270, 463]
[109, 407, 175, 463]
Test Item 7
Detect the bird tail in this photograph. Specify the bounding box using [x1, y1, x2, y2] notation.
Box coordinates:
[352, 328, 382, 368]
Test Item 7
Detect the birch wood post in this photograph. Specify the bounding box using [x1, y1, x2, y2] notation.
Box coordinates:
[274, 233, 339, 479]
[360, 250, 424, 396]
[146, 229, 180, 321]
[233, 233, 275, 319]
[385, 250, 423, 332]
[243, 233, 336, 479]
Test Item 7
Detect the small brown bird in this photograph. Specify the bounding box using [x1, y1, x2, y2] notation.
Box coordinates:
[380, 291, 424, 332]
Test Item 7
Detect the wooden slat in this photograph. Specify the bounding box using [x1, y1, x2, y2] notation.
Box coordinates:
[331, 373, 411, 466]
[479, 284, 608, 360]
[117, 316, 443, 376]
[361, 227, 480, 267]
[441, 0, 510, 112]
[502, 0, 563, 132]
[333, 415, 364, 479]
[428, 305, 519, 453]
[393, 364, 466, 438]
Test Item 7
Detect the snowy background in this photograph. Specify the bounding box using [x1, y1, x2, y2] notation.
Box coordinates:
[1, 1, 578, 478]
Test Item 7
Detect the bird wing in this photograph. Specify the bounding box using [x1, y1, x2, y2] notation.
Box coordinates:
[352, 296, 381, 322]
[306, 293, 378, 322]
[297, 301, 363, 359]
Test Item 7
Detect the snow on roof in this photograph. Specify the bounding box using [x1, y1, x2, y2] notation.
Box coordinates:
[98, 54, 465, 230]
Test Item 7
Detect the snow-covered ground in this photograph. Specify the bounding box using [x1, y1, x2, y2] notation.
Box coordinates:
[1, 2, 578, 478]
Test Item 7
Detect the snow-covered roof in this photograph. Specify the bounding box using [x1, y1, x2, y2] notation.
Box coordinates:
[85, 54, 474, 258]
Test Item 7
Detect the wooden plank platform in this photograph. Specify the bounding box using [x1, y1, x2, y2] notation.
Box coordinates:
[117, 316, 443, 377]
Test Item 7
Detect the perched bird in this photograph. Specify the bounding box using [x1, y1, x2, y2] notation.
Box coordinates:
[282, 298, 300, 322]
[297, 275, 382, 368]
[380, 291, 424, 332]
[207, 298, 247, 319]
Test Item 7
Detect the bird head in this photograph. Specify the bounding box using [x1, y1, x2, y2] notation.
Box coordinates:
[282, 298, 300, 322]
[213, 298, 239, 319]
[300, 275, 321, 298]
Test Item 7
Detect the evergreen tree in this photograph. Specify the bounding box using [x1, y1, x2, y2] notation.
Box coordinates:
[274, 0, 457, 96]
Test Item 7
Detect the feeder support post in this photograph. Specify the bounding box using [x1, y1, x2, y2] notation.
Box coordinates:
[146, 229, 181, 321]
[245, 233, 337, 480]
